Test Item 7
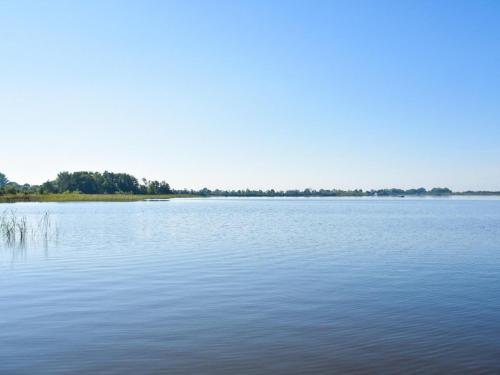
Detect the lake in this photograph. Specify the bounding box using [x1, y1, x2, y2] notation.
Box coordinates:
[1, 197, 500, 374]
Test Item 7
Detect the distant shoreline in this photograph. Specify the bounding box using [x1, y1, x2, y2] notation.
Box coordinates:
[1, 193, 500, 203]
[3, 171, 499, 202]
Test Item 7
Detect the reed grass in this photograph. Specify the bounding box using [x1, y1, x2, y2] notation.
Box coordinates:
[0, 193, 196, 203]
[0, 210, 56, 246]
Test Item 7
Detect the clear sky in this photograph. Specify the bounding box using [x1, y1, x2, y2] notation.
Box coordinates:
[1, 0, 499, 191]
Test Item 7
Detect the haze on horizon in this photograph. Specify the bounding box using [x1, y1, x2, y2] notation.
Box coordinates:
[1, 0, 499, 191]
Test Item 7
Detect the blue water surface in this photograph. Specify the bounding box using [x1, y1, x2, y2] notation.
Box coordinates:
[1, 197, 500, 374]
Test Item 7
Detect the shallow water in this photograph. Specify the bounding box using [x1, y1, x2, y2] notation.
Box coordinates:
[1, 197, 500, 374]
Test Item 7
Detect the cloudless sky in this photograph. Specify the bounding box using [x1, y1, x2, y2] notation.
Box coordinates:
[1, 0, 499, 190]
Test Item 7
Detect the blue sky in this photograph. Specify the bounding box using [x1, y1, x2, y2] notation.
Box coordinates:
[1, 0, 499, 190]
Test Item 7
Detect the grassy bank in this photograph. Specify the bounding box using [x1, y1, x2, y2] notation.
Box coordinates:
[0, 193, 198, 203]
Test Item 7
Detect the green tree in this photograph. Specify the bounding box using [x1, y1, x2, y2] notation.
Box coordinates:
[429, 187, 452, 195]
[40, 181, 57, 193]
[0, 172, 8, 187]
[158, 181, 171, 194]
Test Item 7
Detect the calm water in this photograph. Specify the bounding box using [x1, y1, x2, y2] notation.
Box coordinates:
[1, 198, 500, 374]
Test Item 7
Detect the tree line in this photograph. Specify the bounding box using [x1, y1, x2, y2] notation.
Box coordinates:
[1, 170, 497, 196]
[0, 171, 171, 195]
[174, 187, 453, 197]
